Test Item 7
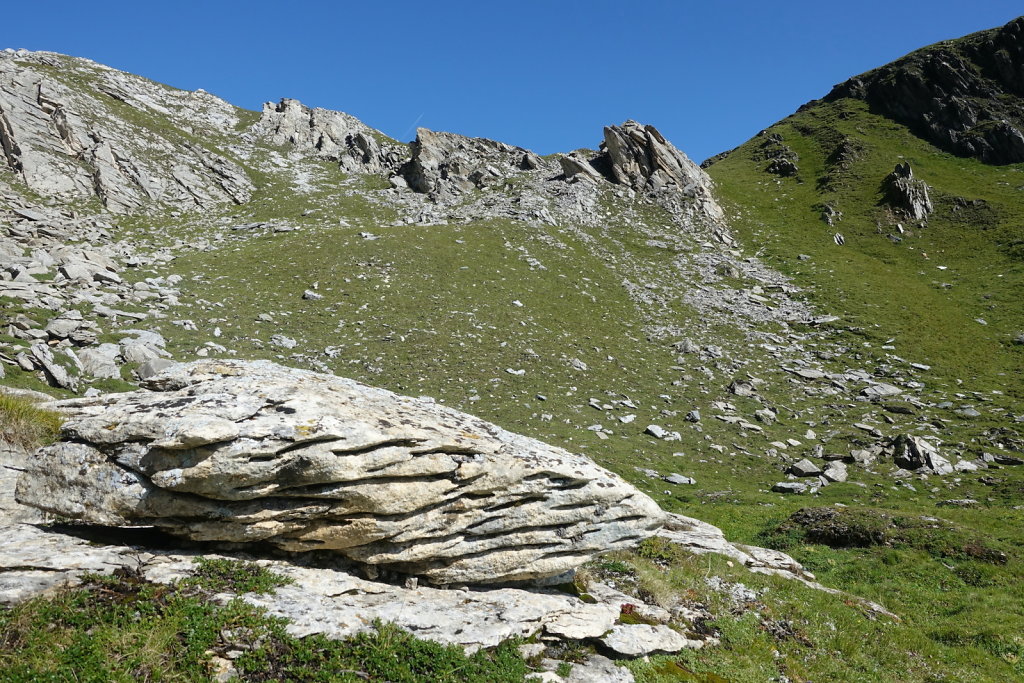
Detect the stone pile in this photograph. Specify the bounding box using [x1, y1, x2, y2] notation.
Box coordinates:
[0, 202, 176, 387]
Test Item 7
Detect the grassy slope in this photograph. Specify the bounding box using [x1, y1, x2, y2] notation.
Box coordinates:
[126, 146, 1024, 679]
[702, 95, 1024, 680]
[708, 98, 1024, 394]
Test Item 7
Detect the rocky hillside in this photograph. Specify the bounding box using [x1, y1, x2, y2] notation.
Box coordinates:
[821, 16, 1024, 163]
[2, 21, 1024, 681]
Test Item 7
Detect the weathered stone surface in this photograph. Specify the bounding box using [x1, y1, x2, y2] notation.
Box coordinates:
[772, 482, 808, 494]
[559, 153, 602, 181]
[16, 359, 665, 585]
[563, 654, 635, 683]
[892, 434, 953, 475]
[600, 120, 723, 221]
[542, 602, 620, 639]
[823, 461, 848, 483]
[883, 162, 932, 220]
[253, 98, 402, 174]
[77, 343, 121, 379]
[401, 127, 541, 195]
[0, 54, 253, 212]
[861, 382, 902, 399]
[790, 459, 823, 477]
[600, 624, 700, 656]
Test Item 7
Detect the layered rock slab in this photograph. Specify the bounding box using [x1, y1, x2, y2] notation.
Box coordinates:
[16, 359, 665, 584]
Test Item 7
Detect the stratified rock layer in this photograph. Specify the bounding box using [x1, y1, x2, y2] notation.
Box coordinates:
[16, 359, 665, 584]
[601, 120, 724, 222]
[0, 53, 253, 212]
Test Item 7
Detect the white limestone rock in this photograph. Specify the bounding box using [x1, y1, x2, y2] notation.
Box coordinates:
[0, 53, 253, 212]
[600, 624, 702, 656]
[16, 359, 666, 585]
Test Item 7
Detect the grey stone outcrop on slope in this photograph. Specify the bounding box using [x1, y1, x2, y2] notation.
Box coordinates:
[883, 162, 932, 221]
[400, 127, 550, 196]
[598, 120, 724, 222]
[252, 98, 404, 174]
[15, 359, 666, 585]
[0, 51, 253, 212]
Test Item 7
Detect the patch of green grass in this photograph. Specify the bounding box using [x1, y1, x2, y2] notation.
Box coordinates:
[707, 98, 1024, 400]
[182, 557, 294, 594]
[764, 505, 1011, 564]
[0, 392, 62, 450]
[0, 564, 529, 682]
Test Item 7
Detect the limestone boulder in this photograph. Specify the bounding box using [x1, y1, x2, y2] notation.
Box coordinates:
[16, 359, 665, 585]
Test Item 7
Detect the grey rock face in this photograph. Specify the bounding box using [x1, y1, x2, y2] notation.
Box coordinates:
[825, 16, 1024, 164]
[823, 461, 848, 483]
[600, 120, 724, 221]
[0, 53, 253, 212]
[253, 98, 403, 174]
[16, 360, 665, 585]
[559, 153, 602, 181]
[883, 163, 932, 221]
[790, 459, 823, 477]
[772, 482, 808, 494]
[892, 434, 953, 475]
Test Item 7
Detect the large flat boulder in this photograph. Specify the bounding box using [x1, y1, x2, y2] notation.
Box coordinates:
[16, 359, 665, 585]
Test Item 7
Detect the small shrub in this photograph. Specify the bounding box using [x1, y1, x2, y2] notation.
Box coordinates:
[636, 537, 687, 565]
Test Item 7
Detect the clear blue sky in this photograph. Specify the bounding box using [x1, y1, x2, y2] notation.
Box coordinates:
[4, 1, 1021, 162]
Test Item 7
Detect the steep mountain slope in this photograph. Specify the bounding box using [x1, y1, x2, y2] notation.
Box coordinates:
[704, 15, 1024, 680]
[824, 16, 1024, 164]
[1, 29, 1024, 681]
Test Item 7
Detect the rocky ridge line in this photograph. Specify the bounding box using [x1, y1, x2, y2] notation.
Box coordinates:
[823, 15, 1024, 164]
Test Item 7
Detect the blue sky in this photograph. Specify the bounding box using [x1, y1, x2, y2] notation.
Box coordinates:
[4, 2, 1021, 161]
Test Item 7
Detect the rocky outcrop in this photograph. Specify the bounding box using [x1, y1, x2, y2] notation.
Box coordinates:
[824, 16, 1024, 164]
[252, 98, 404, 174]
[558, 152, 602, 182]
[890, 434, 953, 475]
[400, 127, 545, 195]
[882, 162, 933, 220]
[598, 120, 724, 221]
[0, 51, 253, 212]
[16, 359, 665, 585]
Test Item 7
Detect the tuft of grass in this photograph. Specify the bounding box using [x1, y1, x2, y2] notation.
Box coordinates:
[182, 557, 295, 595]
[0, 393, 63, 451]
[763, 506, 1011, 564]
